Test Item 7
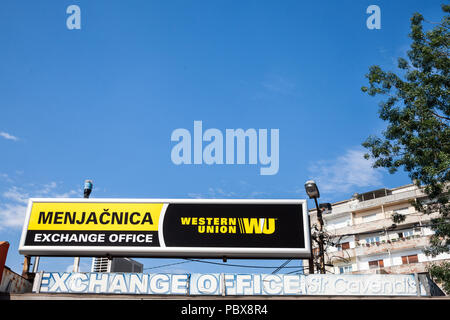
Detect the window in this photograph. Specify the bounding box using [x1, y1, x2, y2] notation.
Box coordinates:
[401, 254, 419, 264]
[326, 217, 351, 230]
[394, 207, 410, 215]
[339, 265, 353, 274]
[368, 259, 384, 269]
[362, 213, 378, 223]
[365, 236, 380, 244]
[337, 242, 350, 251]
[357, 188, 392, 202]
[398, 230, 414, 238]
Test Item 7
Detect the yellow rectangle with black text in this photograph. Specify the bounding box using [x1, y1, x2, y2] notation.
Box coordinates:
[27, 202, 164, 231]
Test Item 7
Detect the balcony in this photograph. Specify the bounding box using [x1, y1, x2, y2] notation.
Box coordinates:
[351, 262, 429, 275]
[321, 211, 438, 238]
[355, 235, 430, 256]
[324, 187, 426, 217]
[325, 235, 431, 263]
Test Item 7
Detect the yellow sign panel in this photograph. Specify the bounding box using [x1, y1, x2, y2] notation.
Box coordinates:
[27, 202, 164, 231]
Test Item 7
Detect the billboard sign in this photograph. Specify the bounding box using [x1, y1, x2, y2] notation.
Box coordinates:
[19, 198, 310, 258]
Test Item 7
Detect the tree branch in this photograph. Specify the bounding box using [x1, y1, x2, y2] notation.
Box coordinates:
[431, 110, 450, 121]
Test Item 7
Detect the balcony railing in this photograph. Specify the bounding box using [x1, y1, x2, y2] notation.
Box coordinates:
[351, 262, 429, 275]
[354, 235, 430, 256]
[324, 188, 426, 216]
[325, 235, 430, 262]
[320, 210, 438, 237]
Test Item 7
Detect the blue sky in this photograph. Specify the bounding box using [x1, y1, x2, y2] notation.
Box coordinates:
[0, 0, 445, 275]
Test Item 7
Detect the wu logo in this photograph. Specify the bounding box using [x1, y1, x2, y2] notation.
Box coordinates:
[238, 218, 276, 234]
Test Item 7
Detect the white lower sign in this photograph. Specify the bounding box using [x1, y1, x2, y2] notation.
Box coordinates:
[33, 272, 421, 296]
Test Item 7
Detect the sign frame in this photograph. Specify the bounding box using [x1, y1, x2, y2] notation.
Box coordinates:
[19, 198, 311, 259]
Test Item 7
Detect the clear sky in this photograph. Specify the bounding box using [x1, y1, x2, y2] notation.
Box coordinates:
[0, 0, 445, 275]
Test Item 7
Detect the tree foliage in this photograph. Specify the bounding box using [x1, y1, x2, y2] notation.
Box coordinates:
[361, 5, 450, 293]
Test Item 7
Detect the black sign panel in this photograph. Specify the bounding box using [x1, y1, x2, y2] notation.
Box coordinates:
[163, 204, 304, 248]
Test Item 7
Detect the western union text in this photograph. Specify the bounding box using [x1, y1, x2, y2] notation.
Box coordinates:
[181, 217, 276, 234]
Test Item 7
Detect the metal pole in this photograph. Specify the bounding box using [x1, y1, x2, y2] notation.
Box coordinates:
[313, 197, 325, 274]
[307, 212, 314, 274]
[73, 257, 80, 272]
[414, 273, 422, 296]
[21, 255, 31, 279]
[72, 179, 92, 272]
[32, 256, 40, 273]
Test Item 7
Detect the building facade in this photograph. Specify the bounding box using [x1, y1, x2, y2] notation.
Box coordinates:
[306, 183, 450, 275]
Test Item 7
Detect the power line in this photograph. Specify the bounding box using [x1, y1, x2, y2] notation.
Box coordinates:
[143, 259, 306, 271]
[272, 259, 294, 274]
[285, 267, 306, 275]
[143, 260, 191, 271]
[184, 259, 302, 269]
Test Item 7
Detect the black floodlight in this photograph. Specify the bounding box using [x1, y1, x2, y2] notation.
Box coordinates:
[84, 179, 93, 198]
[319, 202, 332, 214]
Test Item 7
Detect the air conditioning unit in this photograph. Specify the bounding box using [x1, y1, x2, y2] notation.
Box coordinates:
[91, 257, 143, 273]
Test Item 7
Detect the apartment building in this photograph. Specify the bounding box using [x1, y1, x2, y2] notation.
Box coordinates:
[306, 183, 450, 275]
